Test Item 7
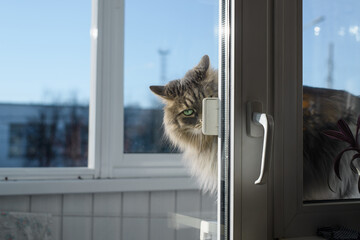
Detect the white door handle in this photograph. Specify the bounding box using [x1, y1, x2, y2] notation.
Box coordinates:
[253, 112, 274, 185]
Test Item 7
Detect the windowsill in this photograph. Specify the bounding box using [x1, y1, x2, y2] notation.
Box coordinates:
[281, 237, 324, 240]
[0, 177, 199, 196]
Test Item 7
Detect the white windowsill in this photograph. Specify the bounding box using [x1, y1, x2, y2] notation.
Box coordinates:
[0, 176, 199, 196]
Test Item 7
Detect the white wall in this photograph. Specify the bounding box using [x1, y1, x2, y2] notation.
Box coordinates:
[0, 189, 217, 240]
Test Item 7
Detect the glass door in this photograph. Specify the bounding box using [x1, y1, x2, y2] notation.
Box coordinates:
[223, 0, 274, 239]
[274, 0, 360, 238]
[303, 0, 360, 202]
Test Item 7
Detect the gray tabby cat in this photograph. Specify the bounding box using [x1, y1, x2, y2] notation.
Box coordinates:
[150, 55, 218, 193]
[150, 55, 360, 200]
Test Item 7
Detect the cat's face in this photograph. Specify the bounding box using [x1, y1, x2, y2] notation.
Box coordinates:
[160, 80, 204, 135]
[150, 55, 217, 137]
[150, 55, 219, 193]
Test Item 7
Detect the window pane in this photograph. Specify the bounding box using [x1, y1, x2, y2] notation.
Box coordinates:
[0, 1, 91, 167]
[303, 0, 360, 201]
[124, 0, 219, 153]
[123, 0, 219, 238]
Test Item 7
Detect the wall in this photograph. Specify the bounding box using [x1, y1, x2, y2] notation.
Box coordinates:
[0, 189, 217, 240]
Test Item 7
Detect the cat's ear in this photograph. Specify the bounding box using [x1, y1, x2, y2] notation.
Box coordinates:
[187, 55, 210, 82]
[194, 55, 210, 73]
[149, 85, 171, 100]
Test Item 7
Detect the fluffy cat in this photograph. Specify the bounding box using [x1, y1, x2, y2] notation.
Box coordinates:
[303, 86, 360, 200]
[150, 55, 360, 200]
[150, 55, 218, 193]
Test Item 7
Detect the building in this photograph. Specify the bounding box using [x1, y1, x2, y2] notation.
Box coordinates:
[0, 103, 89, 167]
[0, 104, 175, 167]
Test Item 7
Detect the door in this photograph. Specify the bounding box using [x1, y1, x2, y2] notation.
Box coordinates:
[220, 0, 274, 239]
[226, 0, 360, 239]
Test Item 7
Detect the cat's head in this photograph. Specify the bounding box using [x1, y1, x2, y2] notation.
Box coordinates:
[149, 55, 217, 145]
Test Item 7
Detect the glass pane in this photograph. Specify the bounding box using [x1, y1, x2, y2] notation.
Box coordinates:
[303, 0, 360, 201]
[123, 0, 219, 153]
[122, 0, 219, 238]
[0, 1, 91, 167]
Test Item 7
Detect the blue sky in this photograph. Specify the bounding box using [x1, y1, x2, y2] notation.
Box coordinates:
[1, 0, 359, 108]
[124, 0, 218, 108]
[0, 0, 218, 108]
[0, 0, 91, 105]
[303, 0, 360, 94]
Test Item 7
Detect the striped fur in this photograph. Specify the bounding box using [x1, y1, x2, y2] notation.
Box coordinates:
[150, 55, 360, 200]
[150, 55, 218, 194]
[303, 86, 360, 200]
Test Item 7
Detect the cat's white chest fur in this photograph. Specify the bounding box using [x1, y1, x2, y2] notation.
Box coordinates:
[150, 55, 218, 194]
[182, 139, 218, 194]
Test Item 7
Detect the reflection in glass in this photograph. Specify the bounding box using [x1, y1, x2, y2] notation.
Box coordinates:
[303, 0, 360, 201]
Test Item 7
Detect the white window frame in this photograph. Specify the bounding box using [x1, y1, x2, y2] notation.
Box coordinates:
[0, 0, 196, 196]
[92, 0, 187, 179]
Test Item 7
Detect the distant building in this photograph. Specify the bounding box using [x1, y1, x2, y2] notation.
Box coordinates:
[0, 103, 89, 167]
[0, 104, 176, 168]
[124, 107, 176, 153]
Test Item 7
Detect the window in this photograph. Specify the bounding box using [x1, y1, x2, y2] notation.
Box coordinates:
[111, 0, 220, 178]
[273, 0, 360, 238]
[10, 0, 360, 239]
[123, 0, 218, 154]
[303, 0, 360, 201]
[0, 1, 91, 169]
[4, 105, 89, 168]
[0, 0, 224, 239]
[0, 0, 220, 185]
[8, 124, 26, 159]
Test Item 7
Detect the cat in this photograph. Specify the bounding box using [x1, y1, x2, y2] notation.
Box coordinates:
[150, 55, 360, 200]
[303, 86, 360, 201]
[150, 55, 218, 194]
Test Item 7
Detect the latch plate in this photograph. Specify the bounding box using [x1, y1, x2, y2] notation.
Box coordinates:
[202, 98, 219, 136]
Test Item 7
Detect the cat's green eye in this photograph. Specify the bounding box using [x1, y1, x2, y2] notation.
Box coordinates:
[183, 109, 194, 116]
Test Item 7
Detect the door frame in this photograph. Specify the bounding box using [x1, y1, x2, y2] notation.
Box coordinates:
[227, 0, 274, 239]
[273, 0, 360, 238]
